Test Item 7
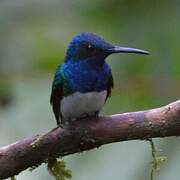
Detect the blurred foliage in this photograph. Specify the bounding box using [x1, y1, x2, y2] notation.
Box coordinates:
[0, 0, 180, 180]
[0, 80, 13, 108]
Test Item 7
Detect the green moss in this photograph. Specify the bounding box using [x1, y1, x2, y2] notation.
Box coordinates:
[149, 139, 167, 180]
[48, 158, 72, 180]
[11, 176, 16, 180]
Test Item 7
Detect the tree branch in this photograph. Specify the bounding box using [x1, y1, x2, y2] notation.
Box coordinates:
[0, 100, 180, 179]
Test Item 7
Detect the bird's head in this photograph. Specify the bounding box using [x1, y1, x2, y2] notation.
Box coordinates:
[65, 32, 149, 63]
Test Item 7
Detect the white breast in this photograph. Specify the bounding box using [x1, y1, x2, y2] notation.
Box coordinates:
[61, 90, 107, 121]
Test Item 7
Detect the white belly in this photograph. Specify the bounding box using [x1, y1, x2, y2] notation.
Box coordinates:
[61, 90, 107, 120]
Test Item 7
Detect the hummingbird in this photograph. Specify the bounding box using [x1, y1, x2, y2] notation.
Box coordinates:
[50, 32, 149, 125]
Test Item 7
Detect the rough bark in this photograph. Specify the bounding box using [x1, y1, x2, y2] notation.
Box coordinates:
[0, 100, 180, 179]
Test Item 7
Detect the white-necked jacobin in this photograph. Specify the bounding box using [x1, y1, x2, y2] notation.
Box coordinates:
[50, 32, 149, 125]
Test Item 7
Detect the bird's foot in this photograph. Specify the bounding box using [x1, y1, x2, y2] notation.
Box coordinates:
[77, 116, 97, 146]
[79, 112, 99, 121]
[78, 126, 98, 148]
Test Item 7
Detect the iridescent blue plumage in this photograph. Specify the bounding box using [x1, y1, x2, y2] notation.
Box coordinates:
[51, 32, 149, 125]
[62, 60, 111, 92]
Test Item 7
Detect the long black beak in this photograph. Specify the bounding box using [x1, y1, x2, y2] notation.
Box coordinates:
[108, 46, 149, 55]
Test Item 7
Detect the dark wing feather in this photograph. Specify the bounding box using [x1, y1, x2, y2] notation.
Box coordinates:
[50, 66, 64, 125]
[106, 74, 114, 101]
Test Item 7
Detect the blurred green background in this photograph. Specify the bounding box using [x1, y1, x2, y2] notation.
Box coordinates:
[0, 0, 180, 180]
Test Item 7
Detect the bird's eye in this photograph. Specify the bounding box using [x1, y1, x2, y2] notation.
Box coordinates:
[79, 43, 101, 59]
[81, 43, 100, 56]
[86, 44, 97, 53]
[87, 44, 92, 50]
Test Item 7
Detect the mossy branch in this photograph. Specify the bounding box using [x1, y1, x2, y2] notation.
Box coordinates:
[0, 100, 180, 179]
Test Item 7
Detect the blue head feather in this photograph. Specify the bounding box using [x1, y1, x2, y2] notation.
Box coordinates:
[65, 32, 113, 62]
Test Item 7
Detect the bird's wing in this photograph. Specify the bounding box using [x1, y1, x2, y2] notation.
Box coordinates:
[106, 74, 114, 101]
[50, 66, 64, 125]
